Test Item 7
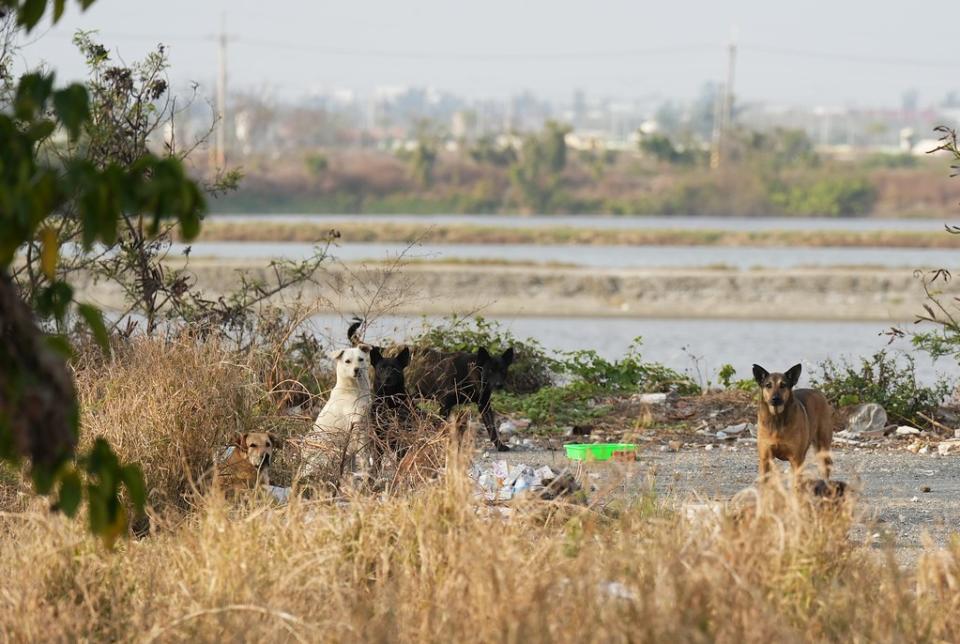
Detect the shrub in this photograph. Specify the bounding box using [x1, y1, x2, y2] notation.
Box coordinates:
[811, 351, 951, 426]
[413, 316, 557, 394]
[496, 339, 699, 432]
[769, 176, 877, 216]
[558, 339, 699, 395]
[71, 336, 308, 510]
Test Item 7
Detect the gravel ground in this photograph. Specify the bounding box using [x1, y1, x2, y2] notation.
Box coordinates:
[478, 446, 960, 558]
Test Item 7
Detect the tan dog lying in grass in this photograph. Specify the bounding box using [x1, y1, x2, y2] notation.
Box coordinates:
[214, 432, 279, 493]
[752, 363, 834, 483]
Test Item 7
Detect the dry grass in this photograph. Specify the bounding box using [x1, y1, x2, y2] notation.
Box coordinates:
[1, 466, 959, 641]
[71, 336, 311, 509]
[1, 338, 959, 641]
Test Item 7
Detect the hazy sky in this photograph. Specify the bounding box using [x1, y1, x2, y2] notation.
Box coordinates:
[14, 0, 960, 107]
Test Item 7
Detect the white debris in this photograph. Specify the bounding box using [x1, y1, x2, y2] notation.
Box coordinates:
[715, 431, 728, 441]
[639, 392, 668, 405]
[721, 422, 753, 436]
[534, 465, 556, 481]
[846, 403, 887, 435]
[599, 581, 637, 601]
[682, 501, 723, 524]
[498, 420, 518, 437]
[267, 486, 290, 503]
[704, 444, 715, 451]
[937, 440, 960, 456]
[895, 426, 921, 436]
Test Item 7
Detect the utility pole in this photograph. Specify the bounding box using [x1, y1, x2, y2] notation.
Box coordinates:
[215, 14, 227, 167]
[710, 38, 737, 170]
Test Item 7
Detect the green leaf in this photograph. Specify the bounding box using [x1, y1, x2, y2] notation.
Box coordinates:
[36, 281, 73, 321]
[43, 334, 73, 358]
[31, 465, 56, 495]
[57, 470, 83, 517]
[52, 0, 66, 21]
[39, 226, 58, 279]
[121, 464, 147, 511]
[14, 72, 53, 120]
[17, 0, 47, 30]
[52, 84, 89, 140]
[76, 303, 110, 356]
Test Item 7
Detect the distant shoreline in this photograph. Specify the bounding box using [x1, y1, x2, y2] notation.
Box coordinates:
[192, 220, 960, 249]
[75, 259, 951, 322]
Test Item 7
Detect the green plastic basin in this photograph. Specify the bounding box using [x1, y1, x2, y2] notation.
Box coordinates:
[564, 443, 638, 461]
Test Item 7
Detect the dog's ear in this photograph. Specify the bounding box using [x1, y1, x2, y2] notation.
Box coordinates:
[357, 343, 372, 354]
[267, 433, 281, 449]
[397, 346, 411, 368]
[784, 363, 802, 388]
[347, 317, 363, 346]
[330, 348, 345, 362]
[752, 364, 769, 386]
[232, 433, 247, 450]
[501, 347, 515, 367]
[476, 347, 491, 364]
[370, 346, 383, 366]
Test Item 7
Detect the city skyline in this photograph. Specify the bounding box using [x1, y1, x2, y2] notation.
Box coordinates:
[14, 0, 960, 109]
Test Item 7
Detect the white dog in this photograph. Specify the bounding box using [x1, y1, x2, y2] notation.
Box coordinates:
[301, 346, 373, 479]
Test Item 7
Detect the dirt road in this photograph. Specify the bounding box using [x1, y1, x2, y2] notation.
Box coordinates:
[483, 446, 960, 558]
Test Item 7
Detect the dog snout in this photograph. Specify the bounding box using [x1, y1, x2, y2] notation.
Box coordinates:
[771, 396, 783, 406]
[353, 368, 361, 377]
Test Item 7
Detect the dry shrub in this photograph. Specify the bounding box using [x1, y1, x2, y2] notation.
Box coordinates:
[1, 457, 960, 641]
[73, 336, 310, 510]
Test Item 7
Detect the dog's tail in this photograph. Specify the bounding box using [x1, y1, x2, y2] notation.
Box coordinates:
[347, 317, 364, 346]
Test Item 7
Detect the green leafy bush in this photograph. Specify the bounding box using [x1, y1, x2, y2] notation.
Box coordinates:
[558, 339, 699, 395]
[413, 316, 557, 394]
[769, 176, 877, 216]
[495, 383, 612, 431]
[811, 351, 951, 425]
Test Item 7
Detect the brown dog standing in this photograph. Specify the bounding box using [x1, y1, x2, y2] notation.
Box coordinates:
[753, 364, 833, 482]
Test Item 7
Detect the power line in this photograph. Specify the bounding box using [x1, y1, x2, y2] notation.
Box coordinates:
[740, 44, 956, 70]
[28, 30, 956, 69]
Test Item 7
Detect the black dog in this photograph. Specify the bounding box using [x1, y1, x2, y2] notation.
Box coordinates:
[406, 347, 515, 451]
[345, 318, 515, 451]
[369, 345, 414, 458]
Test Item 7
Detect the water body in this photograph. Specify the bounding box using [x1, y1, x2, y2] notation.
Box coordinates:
[209, 213, 958, 233]
[173, 240, 956, 271]
[306, 315, 958, 385]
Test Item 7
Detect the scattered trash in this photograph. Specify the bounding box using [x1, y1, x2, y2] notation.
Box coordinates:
[469, 460, 583, 503]
[498, 420, 517, 438]
[268, 486, 290, 503]
[639, 392, 668, 405]
[921, 486, 932, 493]
[846, 403, 887, 436]
[682, 501, 723, 525]
[910, 496, 920, 503]
[833, 432, 862, 445]
[704, 444, 715, 451]
[895, 426, 921, 436]
[599, 581, 637, 601]
[720, 422, 753, 437]
[937, 440, 960, 456]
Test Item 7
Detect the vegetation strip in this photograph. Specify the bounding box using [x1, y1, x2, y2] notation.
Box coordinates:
[196, 220, 960, 249]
